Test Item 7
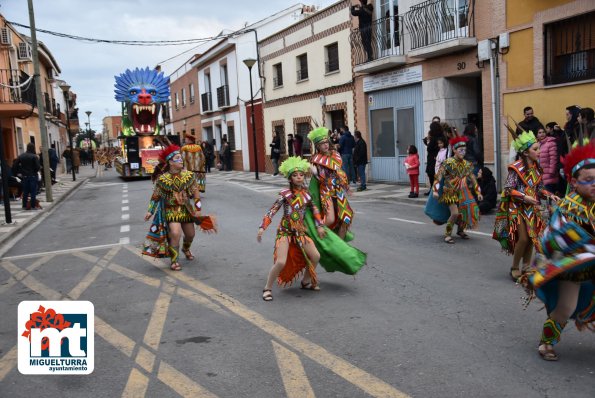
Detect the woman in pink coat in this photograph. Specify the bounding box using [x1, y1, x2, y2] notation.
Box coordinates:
[537, 126, 559, 194]
[404, 145, 420, 198]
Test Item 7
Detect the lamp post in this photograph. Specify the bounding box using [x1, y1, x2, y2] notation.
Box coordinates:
[60, 82, 76, 181]
[243, 58, 259, 180]
[85, 110, 94, 168]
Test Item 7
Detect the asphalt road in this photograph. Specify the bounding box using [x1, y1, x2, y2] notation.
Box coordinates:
[0, 169, 593, 398]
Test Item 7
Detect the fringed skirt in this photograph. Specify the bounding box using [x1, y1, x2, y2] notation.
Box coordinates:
[274, 235, 317, 287]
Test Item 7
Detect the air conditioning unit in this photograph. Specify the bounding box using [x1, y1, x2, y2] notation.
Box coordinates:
[17, 42, 32, 62]
[0, 27, 12, 45]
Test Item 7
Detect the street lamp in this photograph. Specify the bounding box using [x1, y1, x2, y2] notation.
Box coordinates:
[85, 110, 94, 168]
[243, 57, 259, 180]
[60, 82, 76, 181]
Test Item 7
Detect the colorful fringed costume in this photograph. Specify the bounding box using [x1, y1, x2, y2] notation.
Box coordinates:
[521, 143, 595, 349]
[142, 170, 201, 259]
[308, 127, 354, 235]
[493, 160, 551, 254]
[260, 188, 324, 286]
[181, 142, 206, 192]
[433, 141, 481, 233]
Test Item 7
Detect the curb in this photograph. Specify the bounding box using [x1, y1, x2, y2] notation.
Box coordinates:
[0, 176, 91, 249]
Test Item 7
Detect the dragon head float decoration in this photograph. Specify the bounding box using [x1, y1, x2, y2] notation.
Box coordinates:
[114, 67, 170, 136]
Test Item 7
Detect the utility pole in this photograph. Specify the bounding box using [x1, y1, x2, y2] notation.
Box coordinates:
[28, 0, 53, 201]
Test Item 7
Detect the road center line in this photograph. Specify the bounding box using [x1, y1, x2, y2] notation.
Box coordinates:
[272, 340, 315, 398]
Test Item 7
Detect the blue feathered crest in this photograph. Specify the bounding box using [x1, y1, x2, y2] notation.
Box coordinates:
[114, 67, 170, 103]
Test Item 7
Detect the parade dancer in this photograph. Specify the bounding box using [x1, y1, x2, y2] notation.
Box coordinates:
[143, 145, 215, 271]
[181, 134, 206, 192]
[521, 142, 594, 361]
[433, 136, 483, 244]
[257, 157, 326, 301]
[493, 127, 559, 280]
[307, 127, 353, 240]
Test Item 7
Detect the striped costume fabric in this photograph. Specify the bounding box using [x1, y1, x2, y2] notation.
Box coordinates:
[181, 144, 206, 192]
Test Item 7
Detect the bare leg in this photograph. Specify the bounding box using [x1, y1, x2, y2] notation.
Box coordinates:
[168, 223, 182, 269]
[444, 204, 459, 243]
[301, 240, 321, 286]
[512, 219, 530, 274]
[264, 239, 289, 291]
[181, 222, 196, 260]
[324, 200, 336, 228]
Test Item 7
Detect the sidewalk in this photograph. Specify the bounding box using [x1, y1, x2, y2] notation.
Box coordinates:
[212, 170, 429, 205]
[0, 165, 97, 248]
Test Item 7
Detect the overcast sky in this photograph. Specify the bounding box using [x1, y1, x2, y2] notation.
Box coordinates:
[1, 0, 334, 131]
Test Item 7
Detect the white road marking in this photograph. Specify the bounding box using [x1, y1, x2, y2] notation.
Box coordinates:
[122, 214, 130, 221]
[122, 199, 129, 204]
[119, 237, 130, 245]
[120, 225, 130, 233]
[122, 206, 130, 212]
[389, 217, 426, 225]
[1, 242, 125, 260]
[467, 230, 492, 237]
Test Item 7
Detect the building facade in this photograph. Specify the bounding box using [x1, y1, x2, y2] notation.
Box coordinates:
[169, 55, 202, 144]
[0, 16, 72, 164]
[260, 0, 354, 172]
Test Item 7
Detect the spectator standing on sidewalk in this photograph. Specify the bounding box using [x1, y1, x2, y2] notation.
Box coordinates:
[62, 146, 72, 173]
[287, 134, 295, 157]
[339, 126, 356, 184]
[404, 145, 420, 198]
[536, 125, 559, 194]
[353, 130, 368, 191]
[422, 121, 444, 195]
[17, 143, 40, 210]
[270, 131, 281, 175]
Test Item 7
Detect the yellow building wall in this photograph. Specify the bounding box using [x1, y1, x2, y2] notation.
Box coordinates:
[503, 29, 534, 88]
[506, 0, 574, 27]
[502, 82, 595, 142]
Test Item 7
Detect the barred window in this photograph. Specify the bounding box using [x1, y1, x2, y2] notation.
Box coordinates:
[228, 125, 236, 150]
[545, 12, 595, 85]
[325, 43, 339, 73]
[273, 63, 283, 87]
[296, 54, 308, 81]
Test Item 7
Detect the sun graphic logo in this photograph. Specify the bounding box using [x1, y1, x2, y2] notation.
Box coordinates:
[18, 301, 94, 375]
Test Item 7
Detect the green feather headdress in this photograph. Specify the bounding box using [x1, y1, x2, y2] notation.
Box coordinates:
[307, 127, 330, 145]
[504, 116, 537, 153]
[279, 156, 310, 178]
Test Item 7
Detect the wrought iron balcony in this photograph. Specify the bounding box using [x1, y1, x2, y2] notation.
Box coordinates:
[0, 69, 36, 105]
[201, 92, 212, 112]
[404, 0, 476, 59]
[350, 16, 406, 73]
[216, 85, 229, 108]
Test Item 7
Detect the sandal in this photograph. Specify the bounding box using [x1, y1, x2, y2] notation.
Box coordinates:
[444, 236, 455, 244]
[510, 268, 522, 281]
[300, 281, 320, 291]
[182, 249, 195, 260]
[538, 344, 558, 361]
[170, 262, 182, 271]
[456, 231, 470, 239]
[262, 289, 273, 301]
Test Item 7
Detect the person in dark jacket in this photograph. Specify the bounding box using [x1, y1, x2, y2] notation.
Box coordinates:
[476, 167, 497, 214]
[564, 105, 581, 144]
[269, 131, 281, 175]
[353, 130, 368, 191]
[462, 123, 482, 174]
[294, 134, 304, 157]
[517, 106, 544, 135]
[287, 134, 295, 157]
[338, 126, 356, 183]
[422, 121, 444, 195]
[16, 143, 40, 210]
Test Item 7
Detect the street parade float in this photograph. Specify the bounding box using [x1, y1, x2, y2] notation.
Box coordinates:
[113, 67, 178, 178]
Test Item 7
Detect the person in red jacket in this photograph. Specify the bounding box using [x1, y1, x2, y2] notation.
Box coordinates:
[404, 145, 420, 198]
[537, 126, 560, 194]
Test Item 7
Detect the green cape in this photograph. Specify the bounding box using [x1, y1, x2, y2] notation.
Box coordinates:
[304, 178, 367, 275]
